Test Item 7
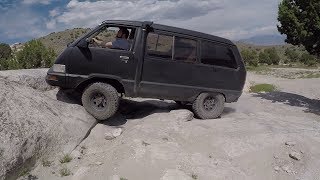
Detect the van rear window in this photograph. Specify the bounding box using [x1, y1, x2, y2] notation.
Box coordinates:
[201, 41, 237, 68]
[147, 33, 173, 59]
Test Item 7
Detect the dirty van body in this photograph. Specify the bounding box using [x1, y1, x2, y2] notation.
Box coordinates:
[46, 20, 246, 120]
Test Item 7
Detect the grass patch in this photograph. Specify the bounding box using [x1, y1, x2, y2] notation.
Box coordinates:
[249, 84, 277, 93]
[59, 154, 72, 164]
[42, 159, 53, 167]
[19, 168, 30, 177]
[191, 174, 198, 179]
[120, 178, 128, 180]
[59, 167, 71, 177]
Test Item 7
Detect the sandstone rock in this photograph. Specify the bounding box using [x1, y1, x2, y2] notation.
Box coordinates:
[108, 175, 120, 180]
[95, 162, 103, 166]
[105, 128, 123, 140]
[161, 169, 193, 180]
[72, 166, 90, 180]
[0, 69, 97, 180]
[171, 110, 194, 121]
[282, 164, 292, 173]
[285, 141, 296, 147]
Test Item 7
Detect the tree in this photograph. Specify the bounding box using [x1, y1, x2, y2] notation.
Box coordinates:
[16, 40, 56, 69]
[241, 49, 258, 67]
[285, 48, 300, 62]
[0, 43, 12, 59]
[278, 0, 320, 57]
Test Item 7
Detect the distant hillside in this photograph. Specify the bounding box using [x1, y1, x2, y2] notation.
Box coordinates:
[37, 28, 91, 55]
[235, 41, 307, 63]
[238, 34, 286, 46]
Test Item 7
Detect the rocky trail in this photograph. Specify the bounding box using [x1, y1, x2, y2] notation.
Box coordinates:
[1, 69, 320, 180]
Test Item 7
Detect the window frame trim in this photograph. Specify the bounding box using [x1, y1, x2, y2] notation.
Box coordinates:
[145, 30, 174, 61]
[88, 24, 137, 52]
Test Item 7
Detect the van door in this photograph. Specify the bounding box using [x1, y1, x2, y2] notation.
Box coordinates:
[66, 26, 138, 95]
[139, 31, 199, 101]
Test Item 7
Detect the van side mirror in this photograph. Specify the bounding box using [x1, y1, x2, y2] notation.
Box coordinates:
[77, 38, 89, 48]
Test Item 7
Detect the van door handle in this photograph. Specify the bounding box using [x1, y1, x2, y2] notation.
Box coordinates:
[120, 56, 129, 63]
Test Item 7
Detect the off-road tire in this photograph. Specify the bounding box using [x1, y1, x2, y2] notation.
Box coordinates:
[192, 93, 225, 119]
[82, 83, 119, 121]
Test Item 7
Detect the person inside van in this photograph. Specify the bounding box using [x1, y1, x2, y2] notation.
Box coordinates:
[92, 27, 130, 50]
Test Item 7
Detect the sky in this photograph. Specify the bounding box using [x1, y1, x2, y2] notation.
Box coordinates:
[0, 0, 282, 44]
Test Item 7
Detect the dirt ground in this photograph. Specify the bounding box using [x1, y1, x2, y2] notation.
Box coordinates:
[26, 70, 320, 180]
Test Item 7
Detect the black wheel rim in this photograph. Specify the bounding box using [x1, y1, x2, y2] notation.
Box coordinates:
[203, 96, 217, 111]
[91, 92, 107, 111]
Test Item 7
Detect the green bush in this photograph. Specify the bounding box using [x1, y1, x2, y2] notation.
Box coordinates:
[265, 48, 280, 65]
[16, 40, 56, 69]
[259, 51, 271, 65]
[59, 154, 72, 164]
[300, 53, 317, 67]
[59, 167, 71, 177]
[284, 48, 300, 62]
[241, 49, 259, 67]
[259, 48, 280, 65]
[0, 43, 12, 59]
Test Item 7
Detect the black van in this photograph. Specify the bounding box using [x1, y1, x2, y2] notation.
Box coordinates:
[46, 20, 246, 120]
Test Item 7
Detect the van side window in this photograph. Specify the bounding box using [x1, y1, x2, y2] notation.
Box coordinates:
[174, 37, 197, 62]
[201, 41, 237, 68]
[147, 33, 173, 59]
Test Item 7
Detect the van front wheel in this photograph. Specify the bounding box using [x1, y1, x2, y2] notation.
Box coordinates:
[82, 83, 119, 121]
[192, 93, 225, 119]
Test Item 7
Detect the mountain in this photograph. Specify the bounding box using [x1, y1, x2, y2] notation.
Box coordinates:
[238, 34, 286, 46]
[38, 28, 91, 55]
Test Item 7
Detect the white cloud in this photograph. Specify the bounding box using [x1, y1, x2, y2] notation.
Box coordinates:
[49, 8, 60, 17]
[0, 0, 283, 43]
[22, 0, 53, 5]
[47, 0, 282, 40]
[0, 6, 48, 41]
[52, 0, 221, 29]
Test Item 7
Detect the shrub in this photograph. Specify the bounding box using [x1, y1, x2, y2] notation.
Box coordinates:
[300, 53, 317, 67]
[259, 51, 271, 65]
[59, 167, 71, 177]
[265, 48, 280, 65]
[16, 40, 56, 69]
[0, 43, 12, 59]
[259, 48, 280, 65]
[249, 84, 277, 93]
[241, 49, 259, 67]
[59, 154, 72, 164]
[284, 48, 300, 62]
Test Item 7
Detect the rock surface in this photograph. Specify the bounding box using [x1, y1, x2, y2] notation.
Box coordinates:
[0, 69, 97, 180]
[2, 69, 320, 180]
[289, 152, 302, 161]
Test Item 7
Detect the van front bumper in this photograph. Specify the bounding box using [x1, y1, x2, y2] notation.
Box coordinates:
[45, 69, 66, 88]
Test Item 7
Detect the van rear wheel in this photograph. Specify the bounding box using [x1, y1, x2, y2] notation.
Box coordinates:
[82, 83, 119, 121]
[192, 93, 225, 119]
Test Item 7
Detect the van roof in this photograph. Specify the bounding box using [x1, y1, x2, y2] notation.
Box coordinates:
[102, 20, 234, 45]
